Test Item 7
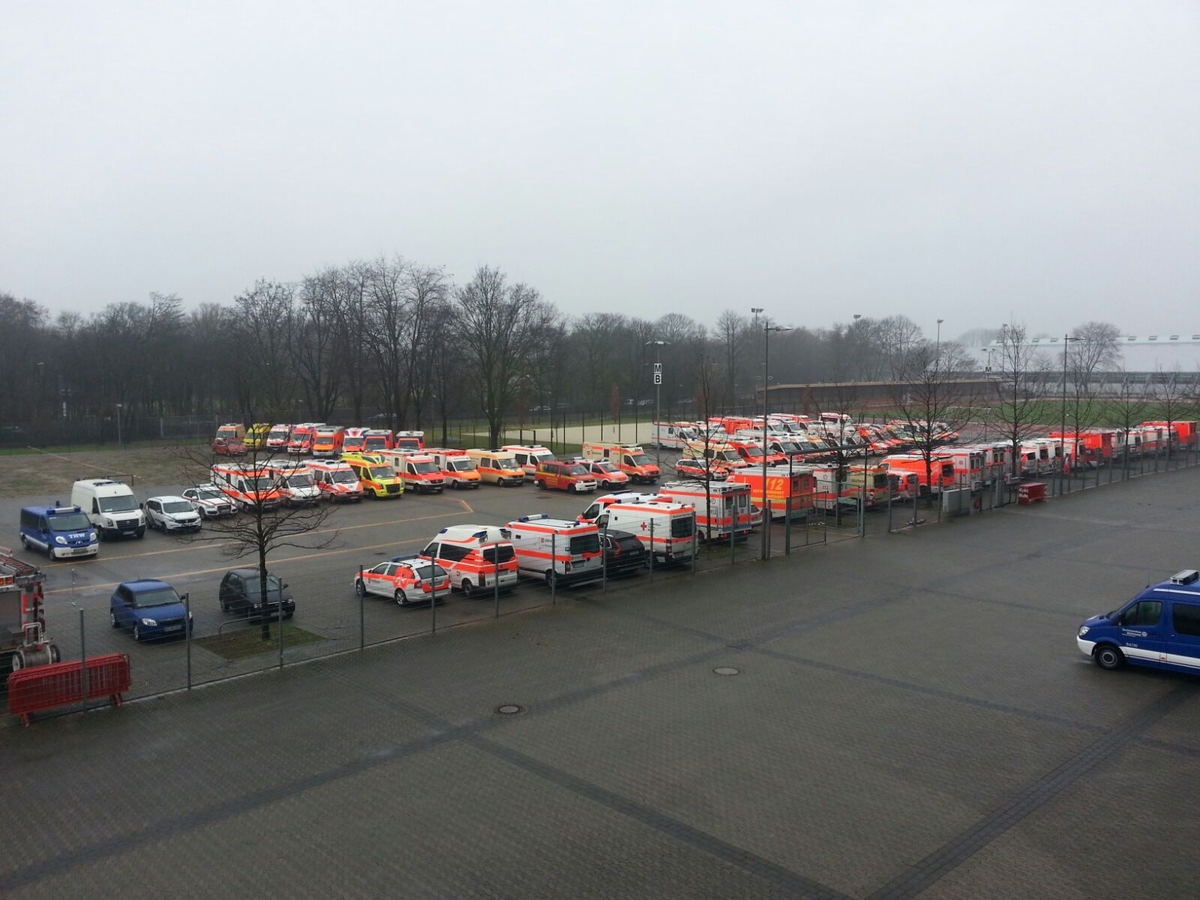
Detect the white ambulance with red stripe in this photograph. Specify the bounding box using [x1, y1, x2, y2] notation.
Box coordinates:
[577, 493, 695, 565]
[505, 514, 603, 587]
[419, 525, 519, 597]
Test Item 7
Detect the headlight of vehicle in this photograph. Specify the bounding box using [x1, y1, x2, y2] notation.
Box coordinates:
[1078, 626, 1090, 637]
[140, 617, 158, 626]
[55, 536, 67, 545]
[88, 531, 98, 542]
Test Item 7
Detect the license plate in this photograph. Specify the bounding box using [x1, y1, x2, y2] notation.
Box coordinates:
[164, 625, 182, 633]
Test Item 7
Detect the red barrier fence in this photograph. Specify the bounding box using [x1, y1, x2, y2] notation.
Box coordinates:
[7, 654, 132, 726]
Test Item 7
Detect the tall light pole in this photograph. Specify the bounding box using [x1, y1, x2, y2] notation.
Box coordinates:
[761, 322, 793, 560]
[750, 309, 764, 415]
[1061, 334, 1075, 477]
[935, 318, 944, 372]
[116, 403, 123, 447]
[645, 340, 668, 466]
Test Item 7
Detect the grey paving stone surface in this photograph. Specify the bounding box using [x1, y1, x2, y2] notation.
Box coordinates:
[2, 468, 1199, 898]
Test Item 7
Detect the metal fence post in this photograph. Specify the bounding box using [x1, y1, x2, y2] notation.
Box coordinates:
[185, 593, 192, 690]
[648, 518, 655, 584]
[79, 608, 88, 702]
[358, 564, 365, 652]
[551, 531, 557, 605]
[493, 540, 500, 618]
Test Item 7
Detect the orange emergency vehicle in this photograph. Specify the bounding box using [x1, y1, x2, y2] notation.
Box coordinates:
[427, 448, 481, 489]
[286, 423, 323, 455]
[419, 525, 519, 597]
[655, 480, 753, 540]
[392, 431, 425, 452]
[266, 424, 293, 451]
[211, 462, 283, 511]
[505, 514, 603, 586]
[307, 459, 364, 502]
[727, 469, 814, 520]
[311, 426, 346, 459]
[880, 454, 956, 497]
[581, 443, 660, 485]
[381, 450, 445, 493]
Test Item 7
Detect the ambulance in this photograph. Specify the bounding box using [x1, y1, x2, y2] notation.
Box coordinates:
[211, 462, 283, 511]
[502, 444, 557, 480]
[726, 435, 788, 468]
[287, 423, 324, 455]
[428, 448, 481, 489]
[419, 525, 520, 597]
[579, 495, 695, 565]
[651, 422, 701, 450]
[581, 443, 660, 484]
[392, 431, 425, 452]
[655, 480, 753, 540]
[505, 514, 603, 587]
[382, 450, 445, 494]
[880, 454, 956, 497]
[681, 440, 750, 473]
[809, 464, 896, 511]
[341, 427, 370, 455]
[264, 460, 322, 506]
[341, 453, 405, 498]
[928, 447, 987, 492]
[362, 429, 393, 452]
[311, 425, 346, 459]
[466, 449, 526, 486]
[266, 424, 293, 451]
[307, 459, 364, 503]
[245, 422, 272, 451]
[726, 469, 814, 520]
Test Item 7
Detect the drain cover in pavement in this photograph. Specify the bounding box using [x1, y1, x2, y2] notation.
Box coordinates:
[494, 704, 524, 715]
[713, 667, 740, 676]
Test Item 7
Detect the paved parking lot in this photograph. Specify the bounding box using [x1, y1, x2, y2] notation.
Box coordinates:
[1, 466, 1198, 897]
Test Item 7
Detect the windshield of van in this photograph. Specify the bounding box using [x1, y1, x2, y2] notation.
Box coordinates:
[98, 495, 138, 513]
[412, 460, 439, 474]
[50, 511, 91, 531]
[332, 470, 357, 484]
[287, 473, 314, 488]
[567, 465, 589, 476]
[250, 476, 274, 491]
[449, 458, 475, 471]
[494, 458, 519, 470]
[369, 466, 396, 479]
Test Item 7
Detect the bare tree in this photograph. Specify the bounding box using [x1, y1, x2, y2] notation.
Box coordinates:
[190, 444, 338, 641]
[235, 280, 298, 421]
[991, 324, 1052, 481]
[1069, 321, 1122, 396]
[888, 340, 978, 501]
[455, 266, 559, 447]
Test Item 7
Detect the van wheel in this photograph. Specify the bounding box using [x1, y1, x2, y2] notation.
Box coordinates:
[545, 570, 557, 588]
[132, 624, 142, 642]
[110, 611, 119, 629]
[1094, 644, 1125, 671]
[461, 579, 475, 597]
[394, 589, 408, 607]
[20, 534, 28, 548]
[536, 480, 546, 490]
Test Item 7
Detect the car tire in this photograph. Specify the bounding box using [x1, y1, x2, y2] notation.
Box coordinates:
[219, 596, 229, 612]
[545, 570, 557, 588]
[110, 611, 119, 629]
[395, 589, 408, 607]
[20, 534, 28, 549]
[132, 624, 142, 642]
[536, 480, 546, 490]
[1094, 644, 1125, 671]
[355, 579, 366, 598]
[136, 528, 146, 539]
[461, 579, 474, 598]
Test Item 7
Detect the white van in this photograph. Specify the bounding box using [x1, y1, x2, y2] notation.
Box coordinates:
[71, 478, 146, 540]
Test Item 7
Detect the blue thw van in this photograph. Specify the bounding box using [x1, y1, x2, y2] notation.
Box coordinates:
[1077, 569, 1200, 675]
[19, 505, 98, 560]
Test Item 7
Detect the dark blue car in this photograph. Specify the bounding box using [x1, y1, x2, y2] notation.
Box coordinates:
[109, 579, 192, 642]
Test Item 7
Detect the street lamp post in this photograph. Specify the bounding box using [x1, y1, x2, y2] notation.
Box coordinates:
[761, 322, 793, 560]
[116, 403, 123, 447]
[935, 318, 944, 372]
[645, 340, 668, 467]
[1061, 334, 1075, 483]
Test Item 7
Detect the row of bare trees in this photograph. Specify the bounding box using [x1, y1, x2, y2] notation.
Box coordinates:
[3, 270, 1195, 455]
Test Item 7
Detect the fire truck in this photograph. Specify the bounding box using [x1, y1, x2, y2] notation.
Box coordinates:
[581, 443, 661, 484]
[286, 423, 324, 455]
[1, 547, 60, 676]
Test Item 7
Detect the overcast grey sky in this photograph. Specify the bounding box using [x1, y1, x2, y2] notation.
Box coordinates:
[3, 1, 1196, 341]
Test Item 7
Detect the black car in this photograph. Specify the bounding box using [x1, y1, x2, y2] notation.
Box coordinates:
[598, 529, 648, 577]
[218, 569, 296, 619]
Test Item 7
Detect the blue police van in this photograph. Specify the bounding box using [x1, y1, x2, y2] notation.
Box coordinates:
[1077, 569, 1200, 674]
[19, 505, 99, 560]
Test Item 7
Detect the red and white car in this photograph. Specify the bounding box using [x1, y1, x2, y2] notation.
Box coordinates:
[353, 555, 450, 606]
